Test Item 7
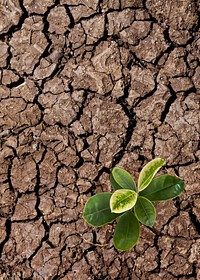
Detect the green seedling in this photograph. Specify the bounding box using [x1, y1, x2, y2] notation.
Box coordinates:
[83, 158, 184, 251]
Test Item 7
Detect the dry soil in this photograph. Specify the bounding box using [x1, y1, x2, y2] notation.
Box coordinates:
[0, 0, 199, 279]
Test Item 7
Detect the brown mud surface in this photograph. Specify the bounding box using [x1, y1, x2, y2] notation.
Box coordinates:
[0, 0, 200, 279]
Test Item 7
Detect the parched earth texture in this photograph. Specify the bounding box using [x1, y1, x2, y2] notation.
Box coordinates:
[0, 0, 200, 279]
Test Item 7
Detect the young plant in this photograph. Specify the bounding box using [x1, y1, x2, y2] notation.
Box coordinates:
[83, 158, 184, 251]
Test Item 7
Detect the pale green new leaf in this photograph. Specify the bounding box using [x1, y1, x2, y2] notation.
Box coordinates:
[138, 158, 165, 192]
[110, 189, 137, 214]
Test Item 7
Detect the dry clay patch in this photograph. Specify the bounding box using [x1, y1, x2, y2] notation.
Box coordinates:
[0, 0, 200, 279]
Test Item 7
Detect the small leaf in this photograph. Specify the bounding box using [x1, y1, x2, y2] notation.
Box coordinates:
[83, 193, 121, 227]
[140, 174, 184, 201]
[134, 196, 156, 227]
[113, 211, 140, 251]
[138, 158, 166, 192]
[110, 189, 137, 214]
[111, 167, 136, 191]
[110, 173, 122, 190]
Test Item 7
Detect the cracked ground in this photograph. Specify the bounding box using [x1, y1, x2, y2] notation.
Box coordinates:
[0, 0, 199, 279]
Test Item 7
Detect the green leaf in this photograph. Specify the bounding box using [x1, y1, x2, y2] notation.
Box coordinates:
[110, 173, 122, 190]
[111, 167, 136, 191]
[83, 193, 121, 227]
[140, 174, 184, 201]
[134, 196, 156, 227]
[110, 189, 137, 214]
[138, 158, 166, 192]
[113, 211, 140, 251]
